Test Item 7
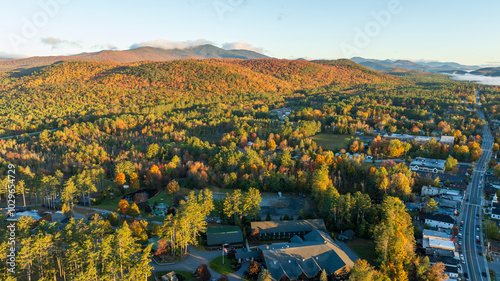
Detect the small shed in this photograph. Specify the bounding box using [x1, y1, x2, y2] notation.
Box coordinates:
[161, 271, 178, 281]
[338, 230, 355, 241]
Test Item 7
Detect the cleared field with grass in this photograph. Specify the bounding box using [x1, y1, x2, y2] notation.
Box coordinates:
[345, 238, 376, 263]
[311, 134, 352, 151]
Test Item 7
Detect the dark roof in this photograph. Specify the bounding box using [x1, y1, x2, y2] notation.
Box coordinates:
[492, 208, 500, 215]
[206, 225, 243, 246]
[490, 242, 500, 252]
[235, 250, 261, 260]
[444, 266, 458, 274]
[425, 213, 454, 224]
[259, 230, 355, 281]
[429, 256, 457, 266]
[338, 230, 355, 239]
[290, 235, 303, 244]
[251, 219, 326, 234]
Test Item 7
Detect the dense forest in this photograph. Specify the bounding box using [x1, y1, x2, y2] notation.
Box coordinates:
[0, 58, 497, 281]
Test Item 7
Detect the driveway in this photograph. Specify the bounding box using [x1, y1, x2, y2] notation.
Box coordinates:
[152, 246, 244, 281]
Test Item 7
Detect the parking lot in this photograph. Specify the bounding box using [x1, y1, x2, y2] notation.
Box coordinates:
[259, 193, 315, 221]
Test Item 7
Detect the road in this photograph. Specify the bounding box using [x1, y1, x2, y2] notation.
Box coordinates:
[0, 128, 60, 140]
[461, 89, 491, 280]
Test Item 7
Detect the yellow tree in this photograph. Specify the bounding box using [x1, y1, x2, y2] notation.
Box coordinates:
[130, 172, 140, 189]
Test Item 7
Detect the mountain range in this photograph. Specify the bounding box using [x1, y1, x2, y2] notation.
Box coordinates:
[351, 57, 481, 73]
[0, 44, 270, 71]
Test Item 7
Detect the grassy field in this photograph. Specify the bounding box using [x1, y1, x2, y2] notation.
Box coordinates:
[345, 238, 376, 263]
[311, 134, 352, 151]
[92, 196, 123, 212]
[148, 190, 174, 206]
[155, 270, 194, 281]
[209, 256, 236, 274]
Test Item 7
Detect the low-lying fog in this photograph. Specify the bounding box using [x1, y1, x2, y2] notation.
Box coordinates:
[448, 72, 500, 86]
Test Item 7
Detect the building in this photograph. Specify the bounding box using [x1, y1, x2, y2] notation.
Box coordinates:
[423, 229, 452, 241]
[440, 136, 455, 146]
[409, 157, 446, 174]
[251, 219, 327, 240]
[206, 226, 243, 248]
[420, 186, 461, 197]
[492, 208, 500, 220]
[258, 230, 356, 280]
[425, 213, 454, 229]
[488, 242, 500, 256]
[338, 230, 355, 241]
[161, 271, 178, 281]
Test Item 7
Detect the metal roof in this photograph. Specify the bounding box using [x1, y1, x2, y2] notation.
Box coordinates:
[251, 219, 326, 234]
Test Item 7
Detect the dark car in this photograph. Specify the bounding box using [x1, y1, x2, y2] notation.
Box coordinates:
[479, 252, 483, 256]
[476, 214, 480, 218]
[464, 272, 468, 278]
[482, 272, 487, 277]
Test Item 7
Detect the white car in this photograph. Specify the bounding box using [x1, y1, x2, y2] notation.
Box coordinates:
[459, 240, 462, 245]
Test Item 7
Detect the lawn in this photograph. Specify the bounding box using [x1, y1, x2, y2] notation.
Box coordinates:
[345, 238, 376, 264]
[155, 270, 194, 281]
[148, 190, 174, 206]
[311, 133, 352, 151]
[209, 255, 236, 275]
[93, 196, 123, 212]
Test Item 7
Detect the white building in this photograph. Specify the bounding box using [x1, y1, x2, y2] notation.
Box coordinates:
[423, 229, 452, 241]
[440, 136, 455, 146]
[425, 213, 454, 229]
[410, 157, 446, 174]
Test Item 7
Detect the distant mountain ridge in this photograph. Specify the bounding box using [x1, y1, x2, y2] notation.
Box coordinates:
[351, 57, 480, 73]
[0, 44, 270, 71]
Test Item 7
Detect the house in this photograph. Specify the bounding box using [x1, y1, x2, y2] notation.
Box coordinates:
[488, 242, 500, 256]
[258, 230, 356, 280]
[338, 230, 355, 241]
[206, 225, 243, 249]
[161, 271, 178, 281]
[425, 213, 454, 229]
[251, 219, 327, 240]
[421, 186, 461, 197]
[440, 136, 455, 146]
[410, 157, 446, 174]
[443, 266, 459, 279]
[492, 208, 500, 220]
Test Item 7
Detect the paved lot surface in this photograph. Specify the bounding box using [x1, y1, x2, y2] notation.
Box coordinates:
[260, 193, 315, 221]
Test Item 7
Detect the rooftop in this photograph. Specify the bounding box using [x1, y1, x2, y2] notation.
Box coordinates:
[410, 157, 446, 169]
[206, 225, 243, 246]
[259, 230, 355, 281]
[425, 213, 454, 224]
[251, 219, 326, 234]
[423, 229, 452, 240]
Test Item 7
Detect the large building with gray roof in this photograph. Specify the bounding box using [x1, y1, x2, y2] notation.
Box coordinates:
[258, 230, 356, 280]
[251, 219, 327, 240]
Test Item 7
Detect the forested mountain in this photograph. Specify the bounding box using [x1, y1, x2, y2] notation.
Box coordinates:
[0, 58, 401, 136]
[0, 44, 269, 71]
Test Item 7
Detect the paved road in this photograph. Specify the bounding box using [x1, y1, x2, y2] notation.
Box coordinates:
[461, 90, 491, 281]
[0, 128, 60, 140]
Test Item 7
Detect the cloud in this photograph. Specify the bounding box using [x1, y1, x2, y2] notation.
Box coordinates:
[222, 41, 263, 53]
[130, 39, 213, 50]
[92, 43, 118, 50]
[449, 72, 500, 86]
[41, 37, 82, 49]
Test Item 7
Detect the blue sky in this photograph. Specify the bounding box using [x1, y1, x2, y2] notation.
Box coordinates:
[1, 0, 499, 66]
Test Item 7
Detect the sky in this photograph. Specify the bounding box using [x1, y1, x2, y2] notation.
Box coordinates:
[1, 0, 499, 66]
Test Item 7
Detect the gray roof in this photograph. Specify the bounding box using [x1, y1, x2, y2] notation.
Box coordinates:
[206, 226, 243, 246]
[259, 230, 355, 281]
[338, 230, 355, 239]
[423, 229, 452, 240]
[290, 235, 303, 244]
[493, 208, 500, 215]
[251, 219, 326, 234]
[410, 157, 446, 169]
[425, 213, 454, 224]
[235, 250, 261, 260]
